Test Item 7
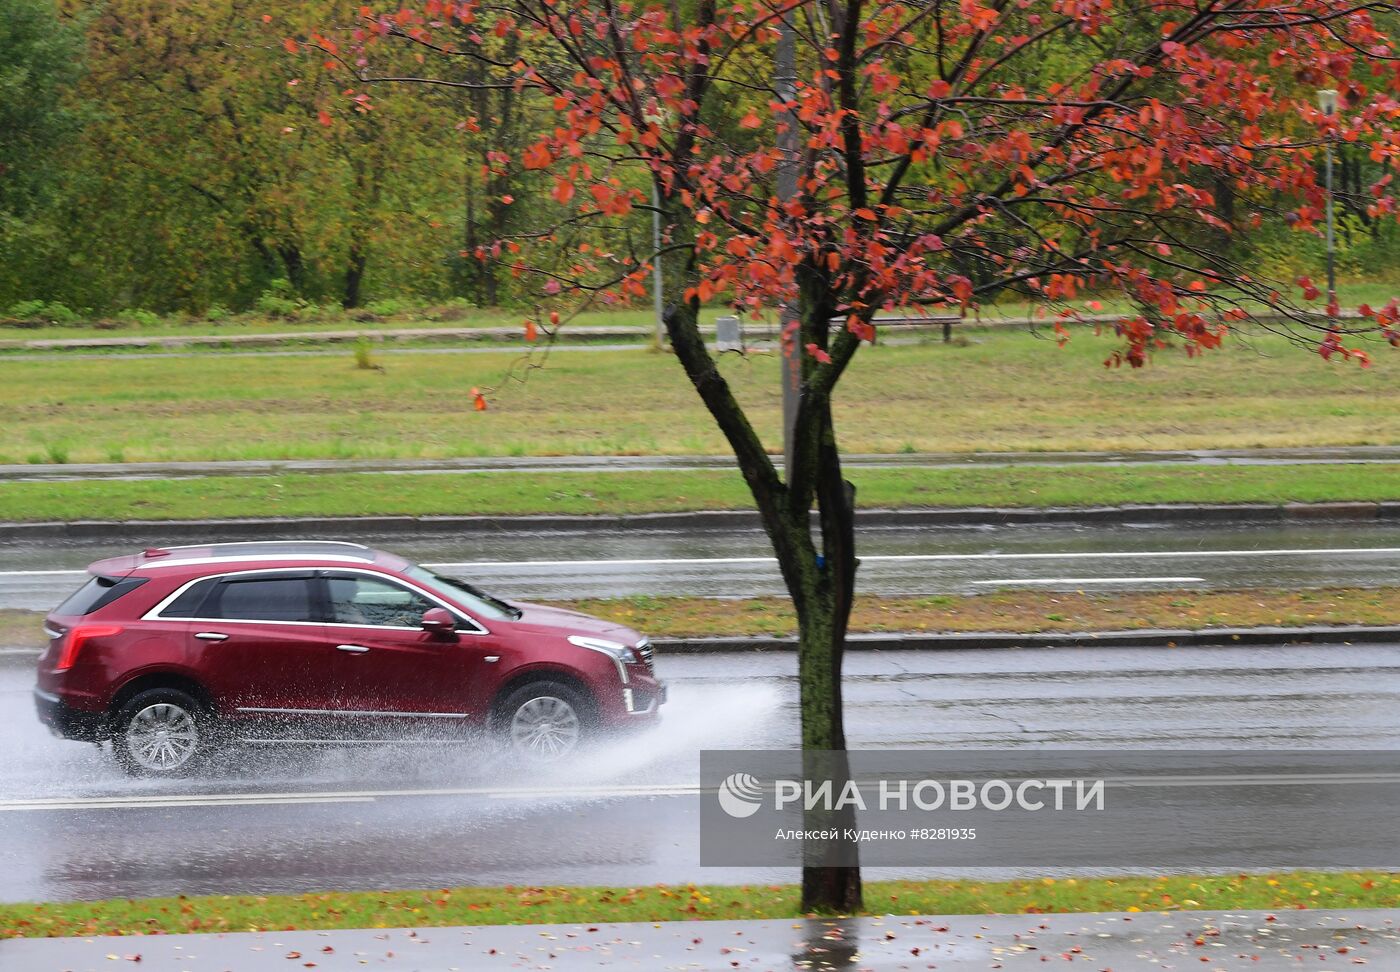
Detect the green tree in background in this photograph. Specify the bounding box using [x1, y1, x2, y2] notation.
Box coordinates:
[0, 0, 84, 303]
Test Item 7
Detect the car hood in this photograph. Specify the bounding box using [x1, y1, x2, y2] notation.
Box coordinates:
[508, 601, 642, 643]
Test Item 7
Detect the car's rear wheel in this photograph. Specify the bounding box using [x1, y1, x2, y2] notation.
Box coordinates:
[497, 681, 589, 761]
[112, 688, 211, 777]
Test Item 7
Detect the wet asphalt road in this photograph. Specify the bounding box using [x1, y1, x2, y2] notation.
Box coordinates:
[3, 642, 1400, 902]
[3, 520, 1400, 610]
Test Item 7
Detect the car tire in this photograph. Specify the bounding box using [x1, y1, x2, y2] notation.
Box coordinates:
[111, 688, 214, 778]
[496, 681, 591, 761]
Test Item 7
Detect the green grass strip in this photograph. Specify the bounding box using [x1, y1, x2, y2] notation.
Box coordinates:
[0, 463, 1396, 522]
[4, 872, 1398, 938]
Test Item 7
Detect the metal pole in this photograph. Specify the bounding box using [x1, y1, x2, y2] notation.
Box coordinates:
[1317, 89, 1339, 329]
[652, 182, 665, 349]
[776, 11, 799, 479]
[1324, 140, 1337, 323]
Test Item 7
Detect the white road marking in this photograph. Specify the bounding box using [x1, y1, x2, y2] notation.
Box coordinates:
[1, 796, 377, 811]
[0, 782, 700, 813]
[7, 772, 1400, 813]
[0, 569, 87, 576]
[420, 546, 1400, 570]
[973, 577, 1206, 585]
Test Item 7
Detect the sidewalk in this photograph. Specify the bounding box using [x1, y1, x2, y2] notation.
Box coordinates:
[4, 623, 1398, 659]
[0, 307, 1358, 354]
[0, 318, 954, 353]
[3, 909, 1395, 970]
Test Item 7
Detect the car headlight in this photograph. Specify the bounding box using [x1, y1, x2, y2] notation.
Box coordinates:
[567, 635, 639, 665]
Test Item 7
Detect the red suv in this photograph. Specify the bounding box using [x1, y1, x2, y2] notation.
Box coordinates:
[33, 541, 664, 775]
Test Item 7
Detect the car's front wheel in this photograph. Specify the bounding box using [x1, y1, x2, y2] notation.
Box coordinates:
[111, 688, 211, 777]
[497, 681, 590, 761]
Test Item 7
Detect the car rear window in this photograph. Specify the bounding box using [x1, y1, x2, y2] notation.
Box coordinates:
[54, 575, 149, 616]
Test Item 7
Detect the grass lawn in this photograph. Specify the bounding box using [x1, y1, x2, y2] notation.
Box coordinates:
[3, 588, 1397, 649]
[1, 328, 1400, 464]
[0, 462, 1395, 522]
[3, 872, 1397, 938]
[565, 587, 1400, 638]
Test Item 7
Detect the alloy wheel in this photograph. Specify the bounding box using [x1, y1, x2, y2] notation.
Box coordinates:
[124, 702, 200, 772]
[509, 695, 581, 758]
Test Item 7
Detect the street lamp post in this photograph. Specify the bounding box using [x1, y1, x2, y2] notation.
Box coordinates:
[644, 105, 670, 350]
[1317, 88, 1339, 328]
[776, 12, 799, 478]
[652, 182, 665, 349]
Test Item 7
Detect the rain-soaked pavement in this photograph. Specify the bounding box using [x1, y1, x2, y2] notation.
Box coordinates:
[6, 910, 1399, 971]
[3, 519, 1400, 609]
[3, 641, 1400, 903]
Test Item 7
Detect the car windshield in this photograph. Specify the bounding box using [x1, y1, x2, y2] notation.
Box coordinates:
[404, 565, 521, 621]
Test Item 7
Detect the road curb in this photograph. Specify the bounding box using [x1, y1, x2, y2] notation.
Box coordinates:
[655, 624, 1400, 653]
[0, 501, 1398, 544]
[3, 624, 1397, 660]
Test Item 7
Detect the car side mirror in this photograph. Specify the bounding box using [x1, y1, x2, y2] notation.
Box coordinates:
[420, 607, 457, 635]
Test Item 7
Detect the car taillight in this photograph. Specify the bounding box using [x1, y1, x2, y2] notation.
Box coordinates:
[53, 624, 122, 671]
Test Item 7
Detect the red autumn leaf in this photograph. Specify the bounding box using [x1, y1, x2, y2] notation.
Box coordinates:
[522, 143, 553, 170]
[524, 320, 538, 341]
[283, 38, 299, 54]
[471, 388, 487, 411]
[805, 342, 832, 364]
[739, 110, 763, 129]
[317, 110, 333, 127]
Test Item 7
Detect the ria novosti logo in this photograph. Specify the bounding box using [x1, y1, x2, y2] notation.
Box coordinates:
[717, 772, 765, 818]
[715, 773, 1106, 818]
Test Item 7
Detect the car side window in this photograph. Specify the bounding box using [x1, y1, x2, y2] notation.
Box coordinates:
[326, 575, 436, 628]
[205, 577, 317, 623]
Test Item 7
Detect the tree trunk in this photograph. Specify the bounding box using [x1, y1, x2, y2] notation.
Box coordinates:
[659, 208, 863, 917]
[343, 244, 367, 309]
[277, 243, 307, 294]
[797, 417, 862, 913]
[794, 517, 862, 912]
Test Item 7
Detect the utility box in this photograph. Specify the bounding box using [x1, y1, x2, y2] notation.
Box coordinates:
[714, 315, 743, 352]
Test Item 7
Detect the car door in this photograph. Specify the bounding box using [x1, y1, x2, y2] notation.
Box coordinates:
[178, 571, 329, 717]
[319, 571, 476, 724]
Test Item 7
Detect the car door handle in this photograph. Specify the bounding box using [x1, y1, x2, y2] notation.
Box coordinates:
[194, 632, 229, 642]
[336, 644, 371, 654]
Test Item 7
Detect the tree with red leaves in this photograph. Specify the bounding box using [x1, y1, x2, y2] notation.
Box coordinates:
[321, 0, 1399, 911]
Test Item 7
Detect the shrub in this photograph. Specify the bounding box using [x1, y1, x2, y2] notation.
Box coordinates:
[254, 279, 304, 319]
[364, 297, 410, 317]
[352, 336, 382, 371]
[6, 300, 82, 325]
[428, 297, 477, 322]
[41, 302, 81, 325]
[7, 300, 46, 321]
[114, 309, 162, 329]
